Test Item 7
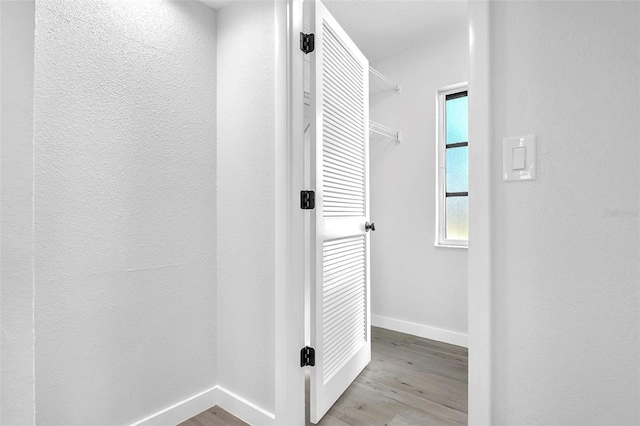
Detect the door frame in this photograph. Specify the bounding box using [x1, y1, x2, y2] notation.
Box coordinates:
[277, 0, 492, 424]
[274, 0, 306, 425]
[467, 1, 492, 424]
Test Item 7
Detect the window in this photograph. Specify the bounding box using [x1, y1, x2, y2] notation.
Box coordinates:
[436, 84, 468, 247]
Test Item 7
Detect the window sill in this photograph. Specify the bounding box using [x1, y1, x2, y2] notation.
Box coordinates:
[435, 243, 468, 249]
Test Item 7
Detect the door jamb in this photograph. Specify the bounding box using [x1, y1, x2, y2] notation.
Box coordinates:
[275, 0, 305, 425]
[468, 1, 492, 424]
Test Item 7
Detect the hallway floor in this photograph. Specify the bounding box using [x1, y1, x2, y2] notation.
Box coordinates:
[182, 327, 468, 426]
[180, 406, 245, 426]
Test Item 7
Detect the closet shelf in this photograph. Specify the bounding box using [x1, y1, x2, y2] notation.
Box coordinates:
[370, 120, 401, 143]
[305, 91, 401, 143]
[369, 66, 401, 94]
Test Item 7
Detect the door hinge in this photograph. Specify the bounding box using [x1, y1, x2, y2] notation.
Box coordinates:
[300, 346, 315, 367]
[300, 32, 315, 54]
[300, 190, 315, 210]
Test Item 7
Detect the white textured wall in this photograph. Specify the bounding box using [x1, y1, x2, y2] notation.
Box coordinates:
[1, 2, 36, 424]
[216, 0, 277, 415]
[32, 1, 217, 424]
[369, 31, 468, 340]
[490, 1, 639, 424]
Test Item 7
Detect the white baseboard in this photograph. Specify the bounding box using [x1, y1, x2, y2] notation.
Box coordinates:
[131, 386, 217, 426]
[215, 386, 275, 426]
[372, 314, 468, 348]
[130, 385, 275, 426]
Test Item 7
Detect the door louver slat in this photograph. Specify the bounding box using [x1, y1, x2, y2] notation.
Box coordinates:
[321, 235, 366, 384]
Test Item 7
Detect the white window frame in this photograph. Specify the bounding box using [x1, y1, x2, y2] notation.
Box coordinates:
[436, 82, 469, 248]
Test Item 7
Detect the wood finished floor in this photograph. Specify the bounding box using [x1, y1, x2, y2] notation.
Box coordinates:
[180, 406, 246, 426]
[182, 327, 468, 426]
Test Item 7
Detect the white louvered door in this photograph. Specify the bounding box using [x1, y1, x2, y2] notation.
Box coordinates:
[309, 1, 370, 423]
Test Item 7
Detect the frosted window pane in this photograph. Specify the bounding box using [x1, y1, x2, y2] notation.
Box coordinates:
[446, 196, 468, 241]
[446, 96, 468, 144]
[446, 146, 468, 193]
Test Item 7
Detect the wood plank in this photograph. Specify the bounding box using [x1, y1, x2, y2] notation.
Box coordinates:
[312, 326, 468, 425]
[323, 379, 465, 425]
[370, 341, 468, 383]
[179, 406, 248, 426]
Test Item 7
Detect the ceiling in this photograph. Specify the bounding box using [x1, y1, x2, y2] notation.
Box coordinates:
[199, 0, 234, 9]
[322, 0, 468, 61]
[198, 0, 467, 62]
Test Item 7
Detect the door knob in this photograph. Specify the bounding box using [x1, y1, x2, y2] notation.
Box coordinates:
[365, 222, 375, 232]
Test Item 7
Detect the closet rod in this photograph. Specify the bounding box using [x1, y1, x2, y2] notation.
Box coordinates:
[369, 66, 401, 93]
[369, 120, 401, 143]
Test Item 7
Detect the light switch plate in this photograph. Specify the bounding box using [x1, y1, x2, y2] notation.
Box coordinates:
[503, 135, 536, 181]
